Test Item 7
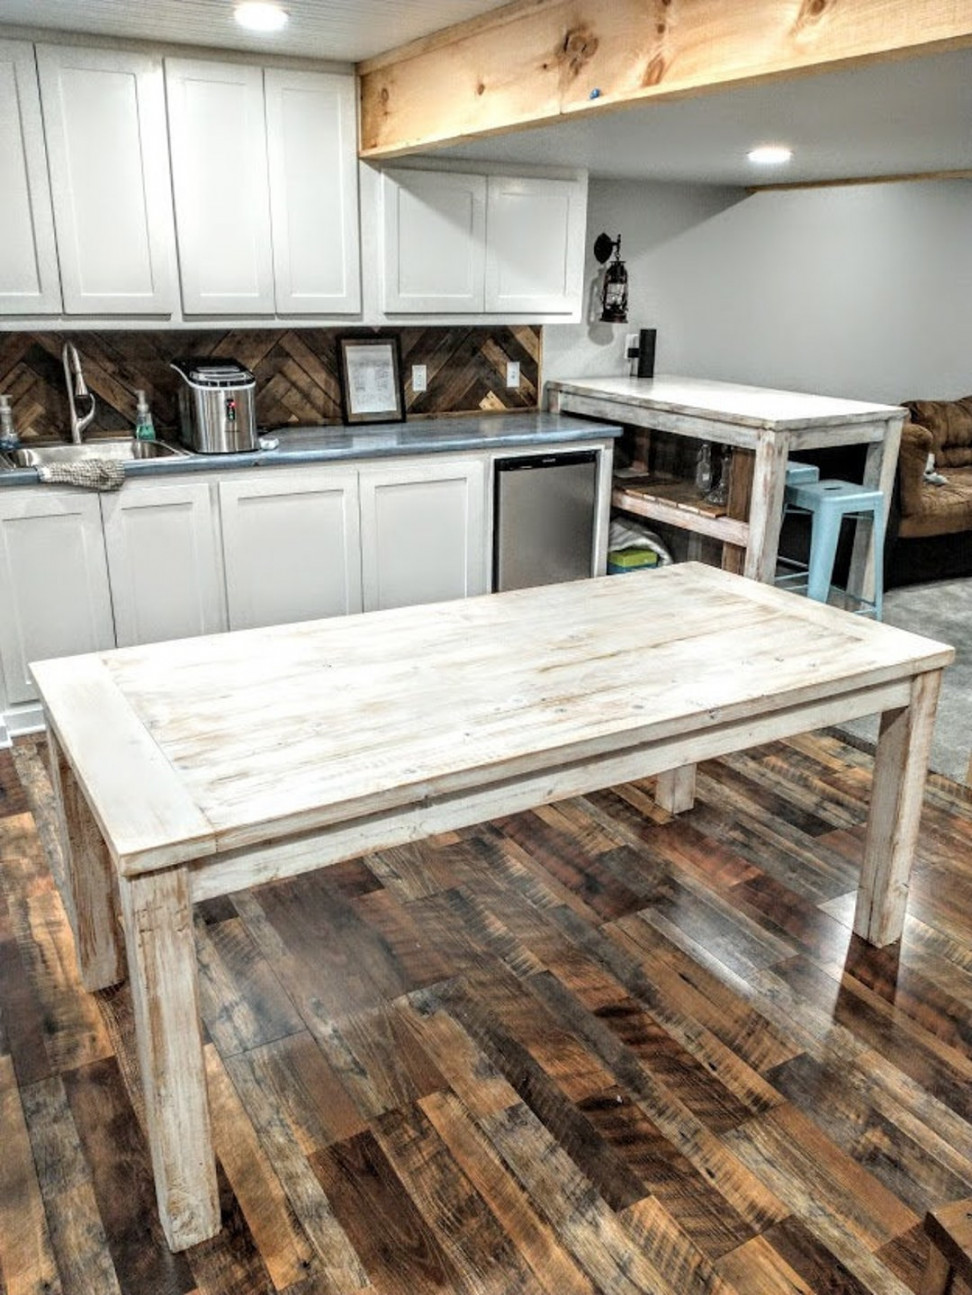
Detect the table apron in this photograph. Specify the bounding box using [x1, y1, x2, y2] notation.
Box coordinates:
[556, 393, 764, 446]
[788, 418, 900, 452]
[187, 674, 914, 904]
[553, 394, 898, 452]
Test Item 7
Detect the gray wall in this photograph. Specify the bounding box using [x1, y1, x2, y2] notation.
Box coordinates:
[543, 177, 972, 404]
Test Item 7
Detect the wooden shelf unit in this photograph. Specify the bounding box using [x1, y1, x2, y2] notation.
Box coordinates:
[612, 456, 753, 571]
[549, 376, 904, 596]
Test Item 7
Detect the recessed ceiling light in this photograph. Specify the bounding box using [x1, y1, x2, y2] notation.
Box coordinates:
[747, 145, 793, 166]
[234, 2, 289, 32]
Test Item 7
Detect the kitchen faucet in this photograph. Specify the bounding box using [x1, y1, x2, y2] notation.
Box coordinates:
[62, 342, 96, 444]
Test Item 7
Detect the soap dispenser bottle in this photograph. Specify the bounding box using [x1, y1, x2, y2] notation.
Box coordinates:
[134, 389, 156, 441]
[0, 394, 20, 450]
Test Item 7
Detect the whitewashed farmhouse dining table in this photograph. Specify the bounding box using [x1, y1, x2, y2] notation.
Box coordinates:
[32, 563, 952, 1251]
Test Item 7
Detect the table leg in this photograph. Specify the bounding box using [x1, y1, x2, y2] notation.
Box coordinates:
[854, 670, 942, 946]
[118, 866, 220, 1251]
[722, 447, 754, 575]
[47, 728, 126, 992]
[848, 420, 902, 607]
[656, 765, 697, 813]
[919, 1245, 951, 1295]
[743, 430, 790, 583]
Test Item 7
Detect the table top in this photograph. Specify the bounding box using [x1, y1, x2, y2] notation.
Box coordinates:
[548, 375, 905, 430]
[32, 564, 952, 877]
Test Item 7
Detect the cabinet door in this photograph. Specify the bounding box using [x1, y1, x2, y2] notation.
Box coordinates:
[219, 470, 362, 630]
[0, 40, 61, 314]
[265, 69, 360, 315]
[484, 175, 586, 315]
[359, 456, 486, 611]
[101, 479, 226, 647]
[166, 58, 274, 315]
[381, 169, 486, 312]
[37, 45, 176, 315]
[0, 491, 114, 705]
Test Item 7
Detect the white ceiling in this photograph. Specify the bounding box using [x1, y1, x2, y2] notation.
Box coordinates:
[0, 0, 511, 62]
[1, 0, 969, 186]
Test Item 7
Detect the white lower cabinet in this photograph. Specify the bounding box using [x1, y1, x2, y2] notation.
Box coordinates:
[101, 478, 225, 647]
[0, 490, 114, 705]
[359, 456, 487, 611]
[219, 468, 362, 630]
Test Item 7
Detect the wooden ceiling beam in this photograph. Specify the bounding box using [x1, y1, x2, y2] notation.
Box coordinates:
[357, 0, 972, 158]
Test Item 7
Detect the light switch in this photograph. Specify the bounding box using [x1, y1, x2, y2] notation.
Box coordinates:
[412, 364, 428, 393]
[506, 361, 520, 389]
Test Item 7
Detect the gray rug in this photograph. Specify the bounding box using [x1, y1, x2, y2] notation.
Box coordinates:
[838, 576, 971, 783]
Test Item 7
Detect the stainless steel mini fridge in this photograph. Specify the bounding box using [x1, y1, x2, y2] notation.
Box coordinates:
[493, 450, 598, 591]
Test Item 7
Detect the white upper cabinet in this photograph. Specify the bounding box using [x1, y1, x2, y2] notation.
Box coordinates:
[381, 169, 487, 313]
[380, 167, 587, 318]
[167, 59, 360, 317]
[265, 68, 360, 314]
[484, 175, 586, 315]
[0, 40, 61, 314]
[166, 58, 275, 315]
[36, 45, 176, 315]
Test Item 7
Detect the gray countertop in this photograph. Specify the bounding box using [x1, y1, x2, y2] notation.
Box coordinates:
[0, 412, 621, 488]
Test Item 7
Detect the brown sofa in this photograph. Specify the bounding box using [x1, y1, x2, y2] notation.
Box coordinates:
[888, 397, 972, 585]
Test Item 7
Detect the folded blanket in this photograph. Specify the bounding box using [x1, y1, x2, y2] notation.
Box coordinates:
[608, 517, 673, 565]
[36, 461, 126, 491]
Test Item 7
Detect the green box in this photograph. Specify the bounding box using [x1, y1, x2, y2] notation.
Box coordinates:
[607, 547, 660, 573]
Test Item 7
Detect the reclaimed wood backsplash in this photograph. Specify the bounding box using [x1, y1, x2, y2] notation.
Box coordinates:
[0, 326, 541, 443]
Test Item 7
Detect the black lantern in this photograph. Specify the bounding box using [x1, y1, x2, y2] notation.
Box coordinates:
[593, 231, 628, 323]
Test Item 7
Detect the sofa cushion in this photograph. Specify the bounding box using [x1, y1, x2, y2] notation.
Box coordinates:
[897, 464, 972, 539]
[903, 397, 972, 468]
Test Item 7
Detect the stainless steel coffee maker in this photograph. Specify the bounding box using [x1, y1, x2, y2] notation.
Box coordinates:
[170, 357, 258, 453]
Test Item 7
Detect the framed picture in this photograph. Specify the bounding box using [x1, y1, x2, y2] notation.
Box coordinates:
[337, 336, 405, 425]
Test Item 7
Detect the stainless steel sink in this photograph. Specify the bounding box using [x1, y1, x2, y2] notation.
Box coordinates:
[2, 438, 190, 468]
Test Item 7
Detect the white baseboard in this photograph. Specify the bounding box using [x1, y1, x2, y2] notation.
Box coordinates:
[2, 702, 46, 744]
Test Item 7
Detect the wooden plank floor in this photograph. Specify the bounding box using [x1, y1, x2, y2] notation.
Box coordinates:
[3, 730, 972, 1295]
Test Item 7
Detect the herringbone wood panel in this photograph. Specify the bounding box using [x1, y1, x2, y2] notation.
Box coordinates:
[0, 326, 542, 443]
[2, 730, 972, 1294]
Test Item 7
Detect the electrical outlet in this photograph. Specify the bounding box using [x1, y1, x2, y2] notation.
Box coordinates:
[506, 360, 520, 389]
[624, 332, 639, 359]
[411, 364, 428, 393]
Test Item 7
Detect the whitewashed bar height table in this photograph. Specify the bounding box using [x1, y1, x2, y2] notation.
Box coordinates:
[547, 375, 905, 603]
[33, 564, 951, 1251]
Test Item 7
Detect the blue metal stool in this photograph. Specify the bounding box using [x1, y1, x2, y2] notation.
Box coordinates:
[784, 460, 820, 487]
[774, 462, 822, 596]
[781, 478, 885, 619]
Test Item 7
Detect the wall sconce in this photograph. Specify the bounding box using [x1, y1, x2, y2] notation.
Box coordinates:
[593, 231, 628, 323]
